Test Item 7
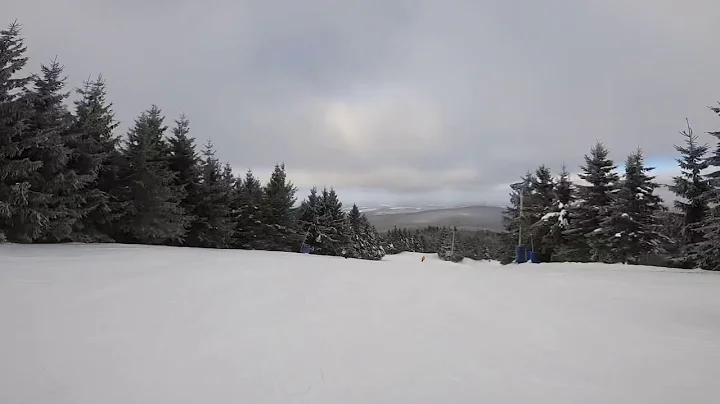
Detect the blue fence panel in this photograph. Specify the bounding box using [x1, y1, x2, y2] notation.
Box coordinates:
[515, 245, 527, 264]
[529, 251, 540, 263]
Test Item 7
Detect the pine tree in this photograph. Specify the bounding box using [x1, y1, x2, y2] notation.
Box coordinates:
[25, 57, 92, 242]
[296, 187, 347, 256]
[668, 119, 710, 267]
[297, 186, 321, 252]
[234, 169, 265, 249]
[167, 116, 201, 245]
[0, 21, 46, 242]
[344, 204, 384, 260]
[541, 164, 574, 261]
[261, 163, 299, 251]
[695, 104, 720, 270]
[563, 142, 619, 262]
[526, 165, 555, 261]
[190, 141, 235, 248]
[116, 105, 190, 244]
[69, 74, 121, 242]
[599, 149, 666, 264]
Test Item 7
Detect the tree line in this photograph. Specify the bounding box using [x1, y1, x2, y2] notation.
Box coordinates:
[0, 21, 385, 260]
[502, 114, 720, 270]
[380, 226, 506, 262]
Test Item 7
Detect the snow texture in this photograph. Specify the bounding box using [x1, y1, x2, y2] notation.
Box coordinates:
[2, 244, 720, 404]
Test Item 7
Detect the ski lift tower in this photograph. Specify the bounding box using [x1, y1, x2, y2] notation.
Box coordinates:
[445, 227, 456, 258]
[516, 182, 528, 263]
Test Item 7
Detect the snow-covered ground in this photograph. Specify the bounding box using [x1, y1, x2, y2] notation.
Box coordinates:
[2, 244, 720, 404]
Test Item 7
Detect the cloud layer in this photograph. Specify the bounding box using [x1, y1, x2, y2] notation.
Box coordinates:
[7, 0, 720, 205]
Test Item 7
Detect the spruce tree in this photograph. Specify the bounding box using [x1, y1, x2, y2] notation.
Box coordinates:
[563, 142, 619, 262]
[234, 169, 265, 249]
[668, 119, 711, 267]
[25, 57, 91, 242]
[296, 187, 347, 256]
[542, 164, 574, 261]
[599, 149, 666, 264]
[526, 165, 555, 261]
[167, 116, 201, 245]
[297, 186, 322, 252]
[695, 104, 720, 270]
[116, 105, 190, 244]
[69, 74, 121, 242]
[344, 204, 384, 260]
[261, 163, 299, 251]
[0, 21, 46, 242]
[190, 141, 235, 248]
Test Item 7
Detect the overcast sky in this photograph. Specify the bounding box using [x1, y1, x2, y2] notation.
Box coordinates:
[7, 0, 720, 207]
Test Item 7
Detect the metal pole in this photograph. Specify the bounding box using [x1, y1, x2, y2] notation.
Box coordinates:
[518, 189, 524, 247]
[451, 228, 455, 255]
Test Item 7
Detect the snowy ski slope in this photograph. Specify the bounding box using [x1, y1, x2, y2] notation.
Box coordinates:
[1, 244, 719, 404]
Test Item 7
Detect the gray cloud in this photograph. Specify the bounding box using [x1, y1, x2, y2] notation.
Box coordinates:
[7, 0, 720, 206]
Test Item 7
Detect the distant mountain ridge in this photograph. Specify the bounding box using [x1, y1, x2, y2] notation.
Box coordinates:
[359, 204, 506, 232]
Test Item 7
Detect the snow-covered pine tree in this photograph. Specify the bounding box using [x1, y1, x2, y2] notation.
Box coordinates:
[318, 187, 348, 256]
[190, 141, 235, 248]
[25, 57, 93, 242]
[541, 164, 574, 261]
[526, 165, 555, 261]
[563, 142, 619, 262]
[345, 203, 363, 258]
[382, 226, 401, 254]
[69, 74, 121, 242]
[694, 104, 720, 270]
[599, 148, 666, 264]
[357, 216, 385, 260]
[234, 169, 265, 249]
[345, 204, 384, 260]
[167, 115, 201, 245]
[116, 105, 190, 244]
[296, 186, 322, 252]
[261, 163, 299, 251]
[0, 21, 47, 242]
[295, 187, 348, 256]
[667, 119, 711, 267]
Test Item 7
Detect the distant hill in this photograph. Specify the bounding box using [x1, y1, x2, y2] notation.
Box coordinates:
[363, 205, 505, 232]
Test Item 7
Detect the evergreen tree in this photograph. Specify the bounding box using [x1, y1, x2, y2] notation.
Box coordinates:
[542, 164, 574, 261]
[526, 165, 555, 261]
[190, 141, 235, 248]
[563, 142, 619, 262]
[599, 149, 666, 264]
[69, 74, 121, 242]
[234, 169, 265, 249]
[297, 186, 322, 252]
[695, 104, 720, 270]
[0, 21, 46, 242]
[261, 163, 299, 251]
[167, 116, 201, 245]
[25, 57, 92, 242]
[168, 115, 200, 229]
[116, 105, 190, 244]
[344, 204, 384, 260]
[296, 187, 346, 256]
[668, 119, 711, 267]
